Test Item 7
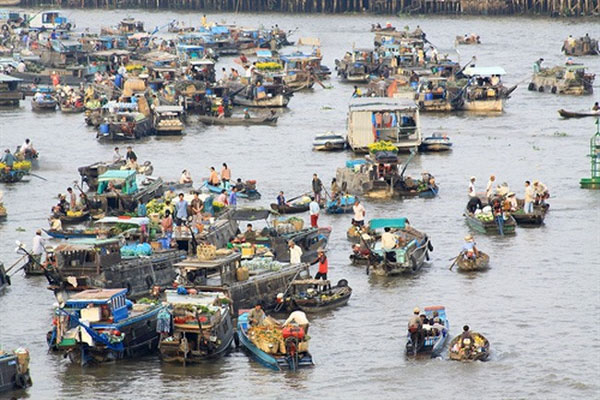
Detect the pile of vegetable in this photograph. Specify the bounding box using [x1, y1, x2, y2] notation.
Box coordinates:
[146, 199, 174, 216]
[241, 258, 284, 272]
[368, 141, 398, 154]
[248, 325, 284, 354]
[475, 212, 494, 222]
[125, 64, 144, 72]
[66, 210, 83, 217]
[172, 303, 217, 325]
[255, 61, 283, 71]
[0, 161, 31, 171]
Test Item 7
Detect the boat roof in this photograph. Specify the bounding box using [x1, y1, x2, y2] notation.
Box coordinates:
[462, 66, 506, 76]
[95, 216, 149, 226]
[190, 59, 214, 65]
[175, 253, 241, 269]
[349, 97, 417, 112]
[55, 238, 120, 252]
[369, 218, 408, 230]
[291, 279, 330, 285]
[256, 49, 273, 58]
[164, 290, 222, 306]
[229, 207, 272, 221]
[93, 49, 131, 57]
[66, 288, 127, 304]
[0, 74, 22, 82]
[155, 105, 183, 113]
[97, 169, 136, 181]
[102, 101, 138, 110]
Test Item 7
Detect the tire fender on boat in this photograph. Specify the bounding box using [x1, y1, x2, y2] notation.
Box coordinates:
[411, 254, 419, 271]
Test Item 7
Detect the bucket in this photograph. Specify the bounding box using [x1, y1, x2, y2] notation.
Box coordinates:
[159, 237, 170, 249]
[410, 81, 418, 89]
[99, 124, 109, 134]
[425, 93, 434, 101]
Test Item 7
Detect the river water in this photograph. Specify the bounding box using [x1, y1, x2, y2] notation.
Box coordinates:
[0, 10, 599, 399]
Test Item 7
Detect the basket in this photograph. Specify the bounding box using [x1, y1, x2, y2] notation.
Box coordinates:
[197, 243, 216, 260]
[288, 219, 304, 231]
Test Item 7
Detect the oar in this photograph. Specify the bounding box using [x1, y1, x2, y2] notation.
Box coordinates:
[5, 254, 27, 274]
[29, 173, 47, 181]
[287, 192, 310, 203]
[448, 252, 463, 270]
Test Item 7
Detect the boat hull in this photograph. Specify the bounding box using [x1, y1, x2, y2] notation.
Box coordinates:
[198, 115, 277, 126]
[464, 211, 516, 235]
[456, 252, 490, 272]
[270, 203, 309, 214]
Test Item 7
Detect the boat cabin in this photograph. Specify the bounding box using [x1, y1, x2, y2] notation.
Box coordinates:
[63, 288, 130, 324]
[0, 74, 22, 106]
[189, 59, 216, 82]
[462, 66, 506, 112]
[415, 77, 457, 111]
[54, 238, 122, 278]
[28, 10, 72, 31]
[347, 97, 422, 153]
[118, 18, 144, 35]
[97, 169, 138, 195]
[153, 105, 185, 135]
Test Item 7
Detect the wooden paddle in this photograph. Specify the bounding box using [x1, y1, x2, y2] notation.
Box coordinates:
[448, 252, 464, 270]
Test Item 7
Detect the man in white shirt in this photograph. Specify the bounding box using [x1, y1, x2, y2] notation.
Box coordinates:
[485, 175, 496, 199]
[284, 310, 310, 333]
[309, 197, 320, 228]
[32, 229, 45, 263]
[468, 176, 477, 197]
[288, 240, 303, 264]
[524, 181, 535, 214]
[352, 198, 366, 227]
[112, 147, 122, 163]
[381, 227, 397, 261]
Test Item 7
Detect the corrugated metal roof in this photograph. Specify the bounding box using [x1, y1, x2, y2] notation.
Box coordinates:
[349, 97, 417, 111]
[0, 74, 22, 82]
[463, 66, 506, 76]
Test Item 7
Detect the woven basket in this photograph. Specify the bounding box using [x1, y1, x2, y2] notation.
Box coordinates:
[197, 243, 216, 260]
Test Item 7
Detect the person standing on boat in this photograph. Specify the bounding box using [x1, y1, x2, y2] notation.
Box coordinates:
[190, 192, 203, 228]
[381, 227, 397, 262]
[533, 58, 544, 73]
[229, 187, 238, 209]
[485, 175, 496, 199]
[408, 307, 424, 350]
[174, 193, 189, 237]
[216, 103, 225, 119]
[593, 102, 599, 111]
[352, 198, 366, 227]
[208, 167, 220, 186]
[221, 163, 231, 186]
[533, 181, 549, 205]
[32, 229, 46, 265]
[315, 249, 328, 282]
[66, 187, 76, 211]
[524, 181, 535, 214]
[491, 197, 505, 236]
[312, 174, 323, 203]
[461, 235, 478, 260]
[468, 176, 477, 197]
[289, 241, 303, 264]
[309, 197, 320, 228]
[331, 178, 341, 203]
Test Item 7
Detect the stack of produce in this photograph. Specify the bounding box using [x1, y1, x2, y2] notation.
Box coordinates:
[255, 61, 283, 71]
[66, 210, 83, 217]
[157, 119, 183, 128]
[241, 258, 284, 272]
[368, 141, 398, 154]
[172, 303, 218, 326]
[248, 324, 284, 354]
[0, 160, 31, 172]
[475, 211, 494, 222]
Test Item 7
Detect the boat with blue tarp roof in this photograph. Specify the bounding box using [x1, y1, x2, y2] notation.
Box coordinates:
[364, 218, 433, 276]
[48, 288, 165, 365]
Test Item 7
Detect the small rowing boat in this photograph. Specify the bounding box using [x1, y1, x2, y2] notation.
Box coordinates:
[31, 98, 57, 112]
[512, 201, 549, 226]
[60, 104, 85, 114]
[464, 209, 516, 235]
[282, 279, 352, 313]
[59, 211, 91, 225]
[419, 135, 453, 152]
[449, 332, 490, 362]
[558, 109, 600, 119]
[197, 114, 278, 126]
[43, 228, 99, 240]
[312, 132, 346, 151]
[325, 194, 355, 214]
[270, 202, 309, 214]
[456, 251, 490, 272]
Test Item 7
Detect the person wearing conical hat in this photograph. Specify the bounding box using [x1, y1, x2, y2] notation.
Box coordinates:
[461, 235, 478, 260]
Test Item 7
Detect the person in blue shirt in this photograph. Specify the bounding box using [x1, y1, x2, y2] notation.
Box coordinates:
[461, 235, 479, 260]
[228, 187, 238, 208]
[0, 149, 16, 168]
[174, 193, 189, 236]
[277, 191, 286, 206]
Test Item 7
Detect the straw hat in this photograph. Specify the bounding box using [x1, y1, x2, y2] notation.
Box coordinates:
[507, 192, 515, 197]
[464, 234, 474, 242]
[470, 176, 476, 180]
[413, 307, 420, 314]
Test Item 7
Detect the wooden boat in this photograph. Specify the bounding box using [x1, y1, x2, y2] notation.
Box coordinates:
[48, 289, 166, 365]
[43, 228, 98, 239]
[198, 114, 278, 126]
[237, 312, 314, 371]
[0, 348, 32, 394]
[456, 252, 490, 272]
[312, 132, 346, 151]
[512, 201, 549, 226]
[366, 218, 433, 276]
[464, 209, 516, 235]
[0, 169, 28, 183]
[203, 181, 261, 200]
[405, 306, 449, 357]
[448, 332, 490, 362]
[325, 195, 355, 214]
[232, 94, 290, 108]
[455, 35, 481, 45]
[419, 135, 453, 152]
[558, 109, 600, 119]
[0, 262, 11, 291]
[31, 98, 57, 111]
[59, 211, 91, 225]
[60, 104, 85, 114]
[281, 279, 352, 313]
[270, 202, 309, 214]
[159, 289, 234, 364]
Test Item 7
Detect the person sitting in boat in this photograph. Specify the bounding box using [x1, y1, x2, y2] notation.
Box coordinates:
[431, 317, 445, 335]
[243, 108, 251, 120]
[217, 189, 228, 206]
[248, 303, 266, 326]
[0, 149, 16, 169]
[462, 235, 479, 260]
[216, 103, 225, 119]
[533, 58, 544, 73]
[179, 170, 193, 185]
[19, 139, 37, 159]
[243, 223, 257, 243]
[533, 181, 549, 205]
[331, 178, 341, 204]
[496, 182, 510, 197]
[34, 91, 44, 103]
[408, 307, 424, 348]
[460, 325, 474, 350]
[284, 310, 310, 334]
[593, 102, 599, 111]
[381, 227, 398, 262]
[276, 191, 287, 207]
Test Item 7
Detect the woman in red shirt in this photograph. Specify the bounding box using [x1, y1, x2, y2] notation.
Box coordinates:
[315, 249, 328, 280]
